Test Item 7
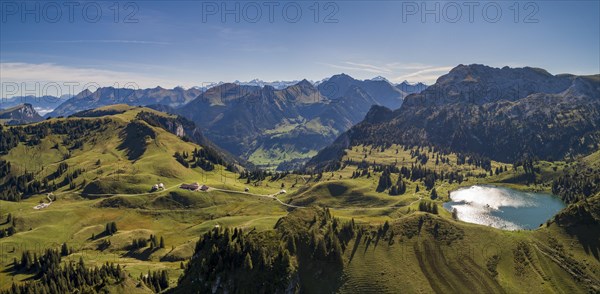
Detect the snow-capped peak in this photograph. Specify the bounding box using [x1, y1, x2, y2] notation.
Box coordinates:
[369, 76, 389, 82]
[192, 79, 308, 91]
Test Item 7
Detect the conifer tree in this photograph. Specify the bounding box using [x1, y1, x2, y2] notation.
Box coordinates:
[244, 252, 253, 270]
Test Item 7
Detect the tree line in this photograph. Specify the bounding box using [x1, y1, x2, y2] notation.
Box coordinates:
[1, 118, 109, 155]
[370, 164, 467, 195]
[553, 165, 600, 203]
[178, 208, 357, 293]
[4, 246, 124, 294]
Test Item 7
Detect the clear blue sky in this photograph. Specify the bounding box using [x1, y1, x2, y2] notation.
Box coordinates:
[1, 0, 599, 96]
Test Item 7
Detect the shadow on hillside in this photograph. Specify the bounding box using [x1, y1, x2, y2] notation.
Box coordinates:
[566, 225, 600, 260]
[1, 263, 19, 277]
[327, 184, 348, 197]
[117, 121, 155, 161]
[91, 230, 111, 240]
[1, 263, 42, 281]
[297, 260, 344, 293]
[124, 247, 157, 261]
[296, 244, 345, 293]
[348, 231, 363, 263]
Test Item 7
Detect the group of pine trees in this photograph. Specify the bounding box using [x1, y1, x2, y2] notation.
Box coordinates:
[0, 170, 35, 201]
[60, 242, 73, 256]
[371, 163, 465, 195]
[376, 169, 393, 192]
[105, 222, 118, 235]
[347, 145, 493, 172]
[430, 188, 438, 200]
[0, 159, 83, 202]
[130, 237, 149, 249]
[553, 166, 600, 203]
[181, 226, 295, 292]
[130, 235, 165, 250]
[389, 177, 408, 196]
[455, 153, 492, 171]
[1, 118, 108, 155]
[239, 169, 274, 182]
[179, 208, 357, 293]
[288, 209, 350, 268]
[418, 200, 439, 214]
[5, 244, 124, 294]
[174, 149, 217, 171]
[140, 270, 169, 293]
[351, 168, 370, 178]
[173, 151, 190, 168]
[375, 167, 408, 196]
[0, 213, 16, 238]
[45, 162, 83, 190]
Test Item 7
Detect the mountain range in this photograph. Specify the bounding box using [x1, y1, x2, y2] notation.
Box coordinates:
[1, 65, 600, 294]
[307, 64, 600, 170]
[46, 86, 202, 118]
[1, 95, 70, 115]
[0, 103, 43, 125]
[35, 74, 425, 170]
[179, 74, 425, 169]
[193, 79, 306, 91]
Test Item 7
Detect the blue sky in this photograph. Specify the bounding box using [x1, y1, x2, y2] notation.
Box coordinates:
[1, 0, 599, 97]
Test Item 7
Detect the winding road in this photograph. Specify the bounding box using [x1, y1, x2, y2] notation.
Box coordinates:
[35, 182, 306, 209]
[35, 181, 449, 211]
[210, 188, 305, 209]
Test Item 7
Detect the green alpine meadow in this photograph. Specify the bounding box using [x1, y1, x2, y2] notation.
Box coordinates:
[1, 1, 599, 293]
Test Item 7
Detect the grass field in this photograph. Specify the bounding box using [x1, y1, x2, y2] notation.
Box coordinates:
[0, 106, 598, 292]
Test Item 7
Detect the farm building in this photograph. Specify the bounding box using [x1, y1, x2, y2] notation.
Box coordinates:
[180, 182, 200, 191]
[152, 183, 165, 192]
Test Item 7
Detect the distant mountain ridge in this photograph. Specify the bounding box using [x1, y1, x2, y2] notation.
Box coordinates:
[194, 79, 305, 91]
[307, 64, 600, 170]
[46, 87, 202, 118]
[396, 81, 428, 94]
[1, 95, 69, 115]
[179, 74, 425, 169]
[0, 103, 43, 125]
[38, 74, 427, 169]
[13, 76, 427, 120]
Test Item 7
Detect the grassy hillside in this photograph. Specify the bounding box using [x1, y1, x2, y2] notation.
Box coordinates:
[337, 211, 599, 293]
[174, 207, 600, 293]
[0, 105, 306, 291]
[0, 108, 598, 293]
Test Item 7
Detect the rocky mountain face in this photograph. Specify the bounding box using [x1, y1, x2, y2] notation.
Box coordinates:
[1, 95, 67, 116]
[0, 103, 43, 125]
[195, 79, 305, 91]
[319, 74, 406, 109]
[42, 74, 425, 169]
[396, 81, 428, 95]
[46, 87, 201, 118]
[178, 74, 417, 170]
[307, 64, 600, 170]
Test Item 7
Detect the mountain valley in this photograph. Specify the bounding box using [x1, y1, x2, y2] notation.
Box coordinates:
[0, 65, 599, 294]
